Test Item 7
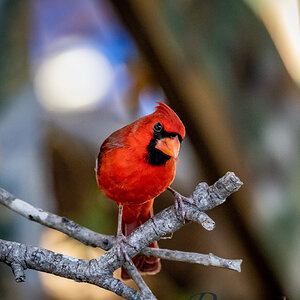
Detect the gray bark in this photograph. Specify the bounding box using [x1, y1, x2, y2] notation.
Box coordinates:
[0, 172, 243, 300]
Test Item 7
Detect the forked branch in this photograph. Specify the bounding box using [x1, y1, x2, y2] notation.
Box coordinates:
[0, 172, 243, 300]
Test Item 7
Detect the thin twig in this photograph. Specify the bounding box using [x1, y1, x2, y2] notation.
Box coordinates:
[0, 187, 115, 250]
[123, 261, 157, 299]
[141, 248, 242, 272]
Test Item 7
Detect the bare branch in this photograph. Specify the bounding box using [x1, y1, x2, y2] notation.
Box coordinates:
[10, 262, 26, 282]
[141, 248, 242, 272]
[0, 238, 145, 300]
[0, 187, 115, 250]
[95, 172, 243, 275]
[123, 262, 157, 299]
[0, 172, 243, 299]
[192, 172, 243, 211]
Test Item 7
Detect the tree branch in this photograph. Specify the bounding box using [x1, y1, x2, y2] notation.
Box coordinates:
[123, 261, 156, 299]
[142, 248, 242, 272]
[0, 238, 145, 300]
[0, 172, 243, 299]
[0, 187, 115, 250]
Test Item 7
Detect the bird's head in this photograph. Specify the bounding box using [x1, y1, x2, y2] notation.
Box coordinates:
[138, 102, 185, 166]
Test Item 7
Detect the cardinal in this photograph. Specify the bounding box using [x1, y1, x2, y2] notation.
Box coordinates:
[96, 102, 185, 280]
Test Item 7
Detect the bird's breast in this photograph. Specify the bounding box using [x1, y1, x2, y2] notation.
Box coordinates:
[97, 147, 176, 204]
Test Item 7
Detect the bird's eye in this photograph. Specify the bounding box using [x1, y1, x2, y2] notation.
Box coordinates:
[153, 122, 162, 132]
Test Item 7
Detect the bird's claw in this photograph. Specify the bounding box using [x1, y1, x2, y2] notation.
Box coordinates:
[168, 187, 193, 223]
[116, 232, 131, 262]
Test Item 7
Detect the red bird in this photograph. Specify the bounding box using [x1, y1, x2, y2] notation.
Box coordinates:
[96, 102, 185, 280]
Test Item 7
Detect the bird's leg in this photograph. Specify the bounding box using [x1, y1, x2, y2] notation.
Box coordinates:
[116, 205, 131, 262]
[167, 187, 193, 222]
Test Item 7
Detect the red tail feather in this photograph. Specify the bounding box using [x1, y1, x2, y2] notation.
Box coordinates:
[121, 208, 161, 280]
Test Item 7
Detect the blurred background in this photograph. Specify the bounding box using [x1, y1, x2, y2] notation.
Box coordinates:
[0, 0, 299, 299]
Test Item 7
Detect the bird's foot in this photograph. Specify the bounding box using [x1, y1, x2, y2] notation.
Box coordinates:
[167, 187, 193, 223]
[116, 231, 131, 262]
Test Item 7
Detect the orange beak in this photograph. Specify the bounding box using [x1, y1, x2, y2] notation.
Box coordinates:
[155, 136, 180, 159]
